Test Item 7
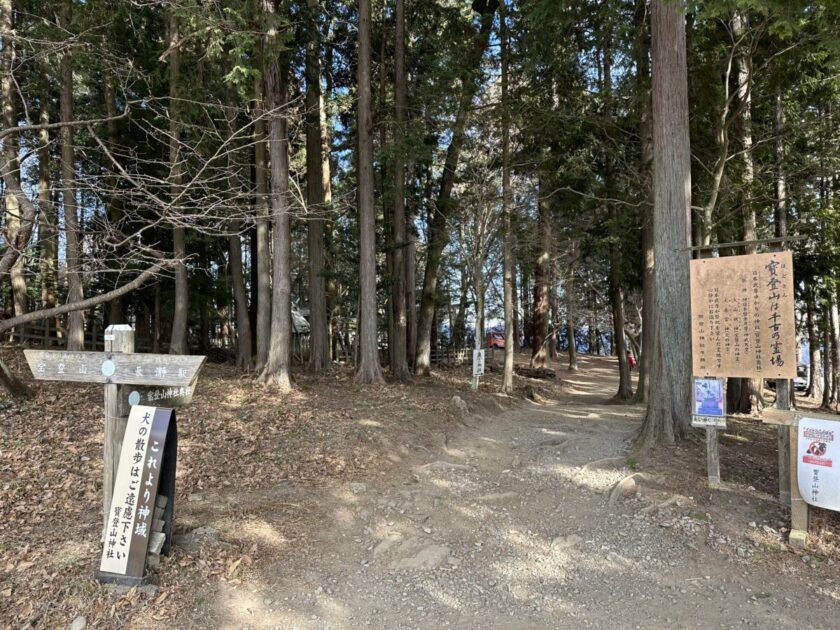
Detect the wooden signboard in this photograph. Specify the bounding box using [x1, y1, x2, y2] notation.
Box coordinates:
[97, 406, 177, 585]
[690, 251, 796, 379]
[25, 350, 204, 386]
[23, 325, 204, 580]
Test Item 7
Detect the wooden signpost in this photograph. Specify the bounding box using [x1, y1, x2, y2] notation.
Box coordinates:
[23, 325, 205, 583]
[689, 251, 797, 490]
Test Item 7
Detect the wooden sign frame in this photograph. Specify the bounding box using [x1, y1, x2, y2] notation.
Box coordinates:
[690, 251, 796, 379]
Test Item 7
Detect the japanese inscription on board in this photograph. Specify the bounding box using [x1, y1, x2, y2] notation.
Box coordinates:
[690, 251, 796, 379]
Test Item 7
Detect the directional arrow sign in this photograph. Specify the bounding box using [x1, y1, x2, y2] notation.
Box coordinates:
[24, 350, 205, 387]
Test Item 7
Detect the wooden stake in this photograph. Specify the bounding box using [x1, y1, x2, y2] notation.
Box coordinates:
[706, 428, 721, 488]
[788, 422, 808, 547]
[103, 325, 134, 535]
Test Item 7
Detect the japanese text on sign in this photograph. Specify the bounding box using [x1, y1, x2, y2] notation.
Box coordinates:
[690, 251, 796, 379]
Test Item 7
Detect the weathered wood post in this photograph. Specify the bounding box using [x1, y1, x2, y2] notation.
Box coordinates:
[103, 324, 134, 534]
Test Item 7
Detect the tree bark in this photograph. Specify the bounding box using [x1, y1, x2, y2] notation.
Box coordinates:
[104, 73, 125, 325]
[821, 308, 833, 410]
[305, 0, 330, 372]
[2, 0, 27, 333]
[566, 241, 578, 372]
[638, 0, 693, 446]
[389, 0, 410, 380]
[226, 98, 253, 370]
[500, 0, 514, 393]
[168, 10, 189, 355]
[806, 297, 822, 399]
[602, 37, 632, 400]
[405, 162, 417, 369]
[531, 174, 551, 369]
[729, 11, 764, 414]
[254, 73, 272, 371]
[414, 2, 497, 375]
[59, 0, 84, 350]
[831, 293, 840, 406]
[633, 0, 654, 403]
[37, 76, 57, 320]
[355, 0, 384, 385]
[261, 38, 293, 391]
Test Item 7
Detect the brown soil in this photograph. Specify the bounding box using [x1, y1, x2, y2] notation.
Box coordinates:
[2, 348, 840, 629]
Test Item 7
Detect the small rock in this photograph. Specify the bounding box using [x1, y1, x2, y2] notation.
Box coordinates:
[450, 396, 470, 418]
[70, 616, 87, 630]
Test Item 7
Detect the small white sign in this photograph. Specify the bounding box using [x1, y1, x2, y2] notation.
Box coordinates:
[472, 349, 485, 378]
[99, 406, 157, 575]
[798, 417, 840, 512]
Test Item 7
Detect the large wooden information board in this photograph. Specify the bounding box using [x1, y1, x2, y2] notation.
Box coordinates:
[690, 251, 796, 379]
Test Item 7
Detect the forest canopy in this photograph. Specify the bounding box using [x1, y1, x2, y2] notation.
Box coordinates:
[1, 0, 839, 443]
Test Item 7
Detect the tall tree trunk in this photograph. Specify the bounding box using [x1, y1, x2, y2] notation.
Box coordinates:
[168, 10, 188, 354]
[453, 246, 468, 348]
[390, 0, 410, 380]
[805, 297, 822, 399]
[602, 28, 632, 400]
[104, 73, 125, 325]
[37, 77, 57, 321]
[531, 174, 551, 368]
[773, 87, 793, 409]
[638, 0, 693, 446]
[2, 0, 27, 333]
[305, 0, 330, 372]
[729, 11, 764, 414]
[59, 0, 84, 350]
[414, 2, 497, 375]
[831, 293, 840, 405]
[521, 263, 531, 349]
[254, 74, 272, 371]
[822, 309, 833, 410]
[566, 241, 578, 372]
[500, 0, 514, 393]
[405, 162, 417, 369]
[355, 0, 384, 385]
[261, 35, 293, 391]
[226, 97, 253, 370]
[633, 0, 654, 403]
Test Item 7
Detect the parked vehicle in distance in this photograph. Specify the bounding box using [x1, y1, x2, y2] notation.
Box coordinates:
[766, 364, 809, 392]
[487, 331, 505, 349]
[794, 364, 808, 391]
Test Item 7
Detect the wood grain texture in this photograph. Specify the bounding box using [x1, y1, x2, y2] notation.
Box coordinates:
[24, 349, 205, 386]
[690, 251, 796, 379]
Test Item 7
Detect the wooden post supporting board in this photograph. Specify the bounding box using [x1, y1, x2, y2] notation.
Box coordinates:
[103, 324, 134, 535]
[788, 422, 809, 547]
[706, 428, 721, 488]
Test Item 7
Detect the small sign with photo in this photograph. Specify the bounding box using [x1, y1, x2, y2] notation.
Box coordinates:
[692, 377, 726, 429]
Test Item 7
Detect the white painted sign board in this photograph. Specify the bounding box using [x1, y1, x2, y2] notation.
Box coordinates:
[797, 417, 840, 512]
[99, 406, 164, 575]
[473, 349, 485, 378]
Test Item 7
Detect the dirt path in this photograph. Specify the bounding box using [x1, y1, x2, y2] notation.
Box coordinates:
[173, 358, 840, 629]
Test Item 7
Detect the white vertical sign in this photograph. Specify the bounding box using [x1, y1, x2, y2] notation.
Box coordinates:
[798, 417, 840, 512]
[99, 406, 156, 575]
[472, 349, 485, 377]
